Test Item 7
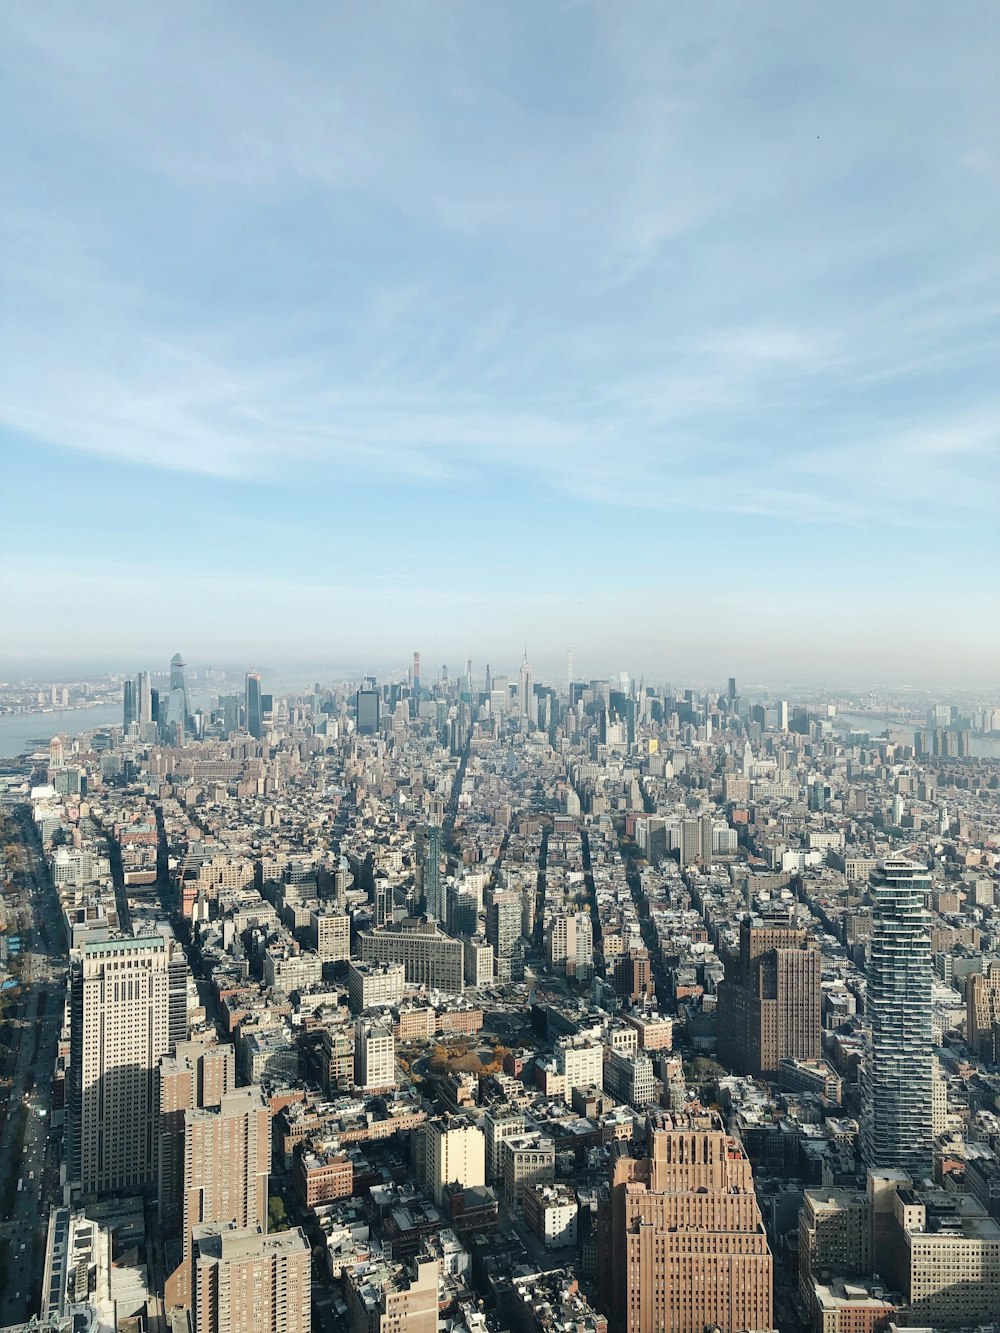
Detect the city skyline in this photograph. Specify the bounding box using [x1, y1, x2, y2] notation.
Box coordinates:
[2, 3, 999, 676]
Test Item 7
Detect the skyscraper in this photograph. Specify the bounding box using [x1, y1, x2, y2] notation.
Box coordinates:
[245, 671, 263, 739]
[606, 1109, 773, 1333]
[69, 934, 169, 1197]
[356, 686, 381, 736]
[166, 1088, 271, 1313]
[861, 857, 934, 1178]
[716, 912, 822, 1077]
[158, 1040, 236, 1233]
[423, 824, 443, 923]
[123, 678, 136, 730]
[519, 653, 533, 722]
[136, 670, 153, 726]
[167, 652, 193, 735]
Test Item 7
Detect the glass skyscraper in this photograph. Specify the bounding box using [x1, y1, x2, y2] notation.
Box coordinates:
[245, 671, 263, 739]
[861, 856, 934, 1178]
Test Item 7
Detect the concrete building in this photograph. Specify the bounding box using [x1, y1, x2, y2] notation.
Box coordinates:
[607, 1110, 773, 1333]
[358, 922, 464, 992]
[69, 933, 169, 1197]
[166, 1088, 271, 1313]
[355, 1017, 395, 1090]
[158, 1041, 237, 1232]
[716, 912, 822, 1078]
[191, 1223, 310, 1333]
[554, 1035, 604, 1101]
[523, 1183, 579, 1249]
[348, 960, 405, 1014]
[311, 908, 351, 963]
[502, 1133, 556, 1210]
[547, 910, 594, 980]
[344, 1256, 438, 1333]
[967, 965, 1000, 1062]
[424, 1115, 486, 1206]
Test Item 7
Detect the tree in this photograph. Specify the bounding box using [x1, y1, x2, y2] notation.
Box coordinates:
[267, 1196, 289, 1232]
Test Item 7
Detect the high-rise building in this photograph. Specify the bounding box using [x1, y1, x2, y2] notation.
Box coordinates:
[487, 892, 522, 976]
[355, 1017, 395, 1089]
[358, 921, 464, 992]
[123, 677, 136, 730]
[137, 670, 153, 726]
[423, 824, 443, 923]
[546, 909, 593, 979]
[423, 1115, 486, 1205]
[716, 912, 822, 1077]
[166, 652, 193, 740]
[192, 1223, 310, 1333]
[606, 1110, 773, 1333]
[861, 857, 934, 1179]
[167, 1088, 271, 1313]
[158, 1041, 237, 1233]
[245, 671, 263, 739]
[69, 934, 169, 1197]
[967, 965, 1000, 1062]
[519, 654, 533, 723]
[356, 687, 381, 736]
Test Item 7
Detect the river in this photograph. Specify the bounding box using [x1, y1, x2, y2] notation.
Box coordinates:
[0, 704, 124, 760]
[833, 711, 1000, 760]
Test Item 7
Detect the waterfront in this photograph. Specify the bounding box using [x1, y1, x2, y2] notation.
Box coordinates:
[833, 712, 1000, 760]
[0, 704, 123, 760]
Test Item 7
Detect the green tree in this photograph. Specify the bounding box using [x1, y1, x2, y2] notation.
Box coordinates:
[267, 1195, 289, 1232]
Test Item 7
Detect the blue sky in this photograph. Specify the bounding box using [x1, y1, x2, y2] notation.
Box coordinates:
[2, 2, 999, 685]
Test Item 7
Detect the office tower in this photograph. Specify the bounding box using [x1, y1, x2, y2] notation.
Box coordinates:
[150, 686, 160, 723]
[310, 907, 350, 963]
[245, 671, 263, 739]
[727, 675, 737, 707]
[967, 965, 1000, 1062]
[614, 948, 654, 1004]
[69, 934, 169, 1196]
[519, 653, 533, 721]
[424, 1115, 486, 1205]
[167, 1088, 272, 1313]
[192, 1223, 310, 1333]
[423, 824, 443, 923]
[678, 815, 713, 869]
[716, 913, 822, 1077]
[607, 1110, 773, 1333]
[166, 935, 191, 1052]
[546, 909, 593, 979]
[412, 650, 421, 717]
[166, 651, 193, 738]
[778, 699, 789, 731]
[49, 734, 65, 769]
[123, 678, 136, 730]
[355, 1017, 395, 1089]
[861, 857, 934, 1178]
[358, 921, 465, 991]
[159, 1041, 237, 1232]
[487, 892, 523, 979]
[219, 693, 241, 738]
[356, 686, 381, 736]
[137, 670, 153, 726]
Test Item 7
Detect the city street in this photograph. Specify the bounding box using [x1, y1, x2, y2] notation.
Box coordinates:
[0, 805, 67, 1324]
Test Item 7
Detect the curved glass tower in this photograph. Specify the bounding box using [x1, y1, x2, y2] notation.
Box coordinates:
[861, 856, 933, 1178]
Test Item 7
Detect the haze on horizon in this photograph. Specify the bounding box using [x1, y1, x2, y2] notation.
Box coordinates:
[2, 2, 998, 683]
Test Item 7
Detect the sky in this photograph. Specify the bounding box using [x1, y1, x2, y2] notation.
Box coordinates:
[2, 2, 999, 687]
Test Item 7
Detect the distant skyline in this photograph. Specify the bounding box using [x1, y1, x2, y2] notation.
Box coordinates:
[2, 3, 998, 680]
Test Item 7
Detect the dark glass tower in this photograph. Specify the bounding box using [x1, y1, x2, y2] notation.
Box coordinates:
[423, 825, 443, 924]
[245, 671, 263, 739]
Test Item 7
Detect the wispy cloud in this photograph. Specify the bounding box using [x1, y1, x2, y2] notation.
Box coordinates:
[1, 1, 998, 666]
